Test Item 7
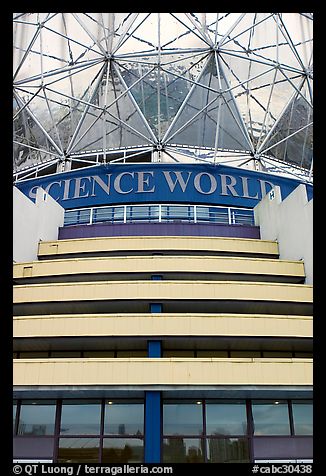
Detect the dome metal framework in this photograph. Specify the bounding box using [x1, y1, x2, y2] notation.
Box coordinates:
[13, 13, 313, 183]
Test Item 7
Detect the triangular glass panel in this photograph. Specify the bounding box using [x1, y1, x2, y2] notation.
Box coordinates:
[13, 95, 61, 171]
[14, 88, 64, 152]
[69, 62, 155, 153]
[278, 13, 313, 69]
[117, 53, 209, 137]
[14, 62, 105, 152]
[159, 13, 211, 50]
[13, 20, 41, 82]
[67, 13, 139, 57]
[260, 86, 313, 170]
[165, 54, 252, 151]
[198, 13, 243, 46]
[41, 13, 104, 65]
[114, 13, 158, 56]
[220, 13, 304, 72]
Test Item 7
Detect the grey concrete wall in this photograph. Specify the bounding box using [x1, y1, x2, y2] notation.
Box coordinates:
[13, 186, 64, 263]
[254, 184, 313, 284]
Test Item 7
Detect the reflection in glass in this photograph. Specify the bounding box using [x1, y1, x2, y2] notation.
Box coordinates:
[207, 437, 250, 463]
[13, 401, 17, 433]
[163, 402, 203, 435]
[60, 400, 101, 435]
[102, 438, 144, 463]
[252, 401, 290, 435]
[104, 401, 144, 435]
[206, 401, 247, 435]
[163, 438, 205, 463]
[292, 401, 313, 435]
[57, 438, 99, 463]
[18, 400, 56, 436]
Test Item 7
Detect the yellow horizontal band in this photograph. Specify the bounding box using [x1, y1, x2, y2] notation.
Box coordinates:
[14, 255, 304, 279]
[13, 280, 313, 304]
[13, 358, 312, 386]
[38, 235, 279, 257]
[13, 313, 312, 338]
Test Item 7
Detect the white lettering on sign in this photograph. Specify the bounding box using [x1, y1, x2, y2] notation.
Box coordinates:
[26, 169, 276, 204]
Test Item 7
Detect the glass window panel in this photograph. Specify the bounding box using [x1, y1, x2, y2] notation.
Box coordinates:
[60, 400, 101, 435]
[19, 352, 49, 358]
[104, 401, 144, 436]
[196, 206, 210, 222]
[292, 401, 313, 435]
[102, 438, 144, 463]
[126, 206, 150, 221]
[252, 401, 290, 435]
[208, 207, 229, 224]
[18, 400, 56, 436]
[232, 208, 255, 225]
[196, 350, 229, 357]
[93, 207, 114, 223]
[230, 351, 261, 358]
[163, 402, 203, 435]
[207, 437, 250, 463]
[163, 438, 205, 463]
[206, 401, 247, 435]
[113, 207, 125, 222]
[57, 438, 99, 463]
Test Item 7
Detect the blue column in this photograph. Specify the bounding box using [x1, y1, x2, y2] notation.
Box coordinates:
[144, 391, 161, 463]
[145, 287, 162, 463]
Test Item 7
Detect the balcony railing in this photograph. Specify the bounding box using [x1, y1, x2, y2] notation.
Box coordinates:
[64, 204, 255, 227]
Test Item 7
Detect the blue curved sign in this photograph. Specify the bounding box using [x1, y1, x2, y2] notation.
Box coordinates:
[16, 163, 313, 210]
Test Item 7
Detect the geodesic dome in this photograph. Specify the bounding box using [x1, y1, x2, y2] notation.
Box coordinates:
[13, 13, 313, 182]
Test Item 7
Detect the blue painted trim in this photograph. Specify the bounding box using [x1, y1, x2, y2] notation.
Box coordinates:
[144, 391, 161, 463]
[151, 275, 163, 280]
[150, 303, 163, 313]
[148, 341, 162, 358]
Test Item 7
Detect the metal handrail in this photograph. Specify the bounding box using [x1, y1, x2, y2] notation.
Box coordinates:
[64, 203, 255, 227]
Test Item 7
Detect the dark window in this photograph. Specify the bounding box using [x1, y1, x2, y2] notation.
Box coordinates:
[206, 437, 250, 463]
[292, 400, 313, 435]
[163, 438, 205, 463]
[230, 351, 261, 358]
[51, 352, 82, 358]
[196, 350, 228, 357]
[163, 402, 203, 435]
[252, 401, 291, 435]
[19, 352, 49, 358]
[83, 351, 114, 358]
[206, 401, 247, 435]
[18, 400, 56, 436]
[57, 438, 99, 463]
[60, 400, 101, 435]
[102, 438, 143, 463]
[104, 401, 144, 436]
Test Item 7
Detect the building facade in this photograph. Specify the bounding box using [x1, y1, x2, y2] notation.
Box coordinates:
[13, 162, 313, 463]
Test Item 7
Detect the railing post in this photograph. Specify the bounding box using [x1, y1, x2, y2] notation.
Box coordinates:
[227, 207, 232, 225]
[89, 208, 93, 225]
[194, 205, 197, 223]
[123, 205, 127, 223]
